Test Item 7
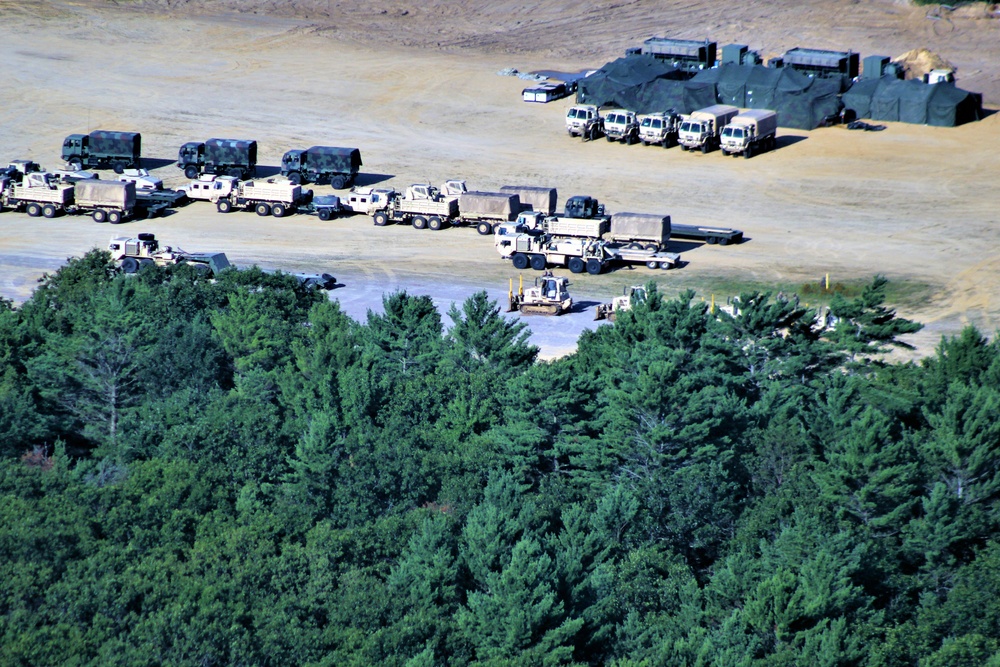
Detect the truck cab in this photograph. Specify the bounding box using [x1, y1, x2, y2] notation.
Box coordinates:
[280, 150, 306, 180]
[678, 118, 712, 148]
[638, 111, 681, 146]
[177, 142, 206, 178]
[602, 110, 639, 144]
[61, 134, 89, 168]
[566, 105, 602, 139]
[563, 195, 605, 219]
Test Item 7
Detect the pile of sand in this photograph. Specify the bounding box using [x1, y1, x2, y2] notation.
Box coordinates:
[893, 48, 955, 79]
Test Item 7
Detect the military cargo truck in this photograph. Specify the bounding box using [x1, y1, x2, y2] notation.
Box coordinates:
[371, 186, 459, 229]
[603, 110, 640, 144]
[2, 173, 135, 222]
[720, 110, 778, 158]
[495, 230, 680, 274]
[280, 146, 362, 188]
[566, 105, 603, 140]
[109, 233, 232, 276]
[74, 180, 137, 223]
[457, 191, 521, 235]
[62, 130, 142, 173]
[213, 178, 309, 217]
[178, 139, 257, 179]
[678, 105, 740, 153]
[638, 111, 683, 147]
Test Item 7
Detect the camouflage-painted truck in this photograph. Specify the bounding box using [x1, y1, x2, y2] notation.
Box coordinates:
[280, 146, 362, 188]
[178, 139, 257, 179]
[61, 130, 142, 173]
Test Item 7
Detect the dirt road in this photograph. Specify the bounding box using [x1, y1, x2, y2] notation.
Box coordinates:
[1, 1, 998, 358]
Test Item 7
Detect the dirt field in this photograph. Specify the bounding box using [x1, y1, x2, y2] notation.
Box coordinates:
[1, 0, 998, 358]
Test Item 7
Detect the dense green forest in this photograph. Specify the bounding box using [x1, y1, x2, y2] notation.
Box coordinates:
[2, 251, 999, 666]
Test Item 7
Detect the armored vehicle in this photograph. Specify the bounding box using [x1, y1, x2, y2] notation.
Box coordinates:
[62, 130, 142, 173]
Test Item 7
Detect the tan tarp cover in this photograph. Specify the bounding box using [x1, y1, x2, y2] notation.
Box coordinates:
[500, 185, 558, 215]
[608, 212, 671, 243]
[74, 180, 135, 208]
[459, 192, 520, 217]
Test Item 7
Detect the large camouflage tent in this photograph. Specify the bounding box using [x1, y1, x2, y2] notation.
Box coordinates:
[576, 55, 687, 109]
[632, 78, 718, 114]
[690, 64, 841, 129]
[845, 77, 983, 126]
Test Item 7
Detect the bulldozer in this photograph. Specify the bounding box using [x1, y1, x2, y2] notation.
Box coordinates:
[595, 284, 647, 321]
[507, 272, 572, 316]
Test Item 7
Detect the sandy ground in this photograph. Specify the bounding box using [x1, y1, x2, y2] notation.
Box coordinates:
[1, 1, 998, 358]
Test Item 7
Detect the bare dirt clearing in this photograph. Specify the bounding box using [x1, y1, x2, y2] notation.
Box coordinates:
[1, 0, 998, 357]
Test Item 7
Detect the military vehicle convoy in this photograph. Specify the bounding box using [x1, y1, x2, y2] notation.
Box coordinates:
[61, 130, 142, 173]
[178, 139, 257, 179]
[678, 105, 740, 153]
[2, 172, 136, 222]
[720, 110, 779, 158]
[280, 146, 362, 188]
[507, 273, 573, 316]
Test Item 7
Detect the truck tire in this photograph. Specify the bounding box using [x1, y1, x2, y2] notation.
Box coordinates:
[530, 254, 546, 271]
[628, 243, 642, 250]
[287, 173, 302, 185]
[412, 216, 427, 230]
[42, 205, 57, 218]
[659, 261, 673, 270]
[138, 232, 155, 241]
[120, 257, 139, 274]
[428, 216, 444, 231]
[706, 236, 718, 245]
[229, 168, 243, 179]
[512, 253, 529, 270]
[217, 199, 233, 213]
[68, 157, 83, 171]
[26, 203, 42, 217]
[477, 221, 493, 235]
[645, 243, 658, 252]
[138, 258, 154, 269]
[317, 208, 332, 221]
[92, 209, 107, 223]
[271, 204, 286, 218]
[373, 212, 388, 226]
[108, 210, 123, 224]
[646, 261, 659, 269]
[331, 176, 346, 190]
[719, 237, 730, 246]
[700, 144, 709, 154]
[680, 144, 688, 152]
[184, 166, 199, 179]
[255, 203, 271, 217]
[744, 145, 753, 159]
[606, 135, 614, 143]
[113, 162, 126, 175]
[568, 257, 585, 274]
[586, 258, 603, 275]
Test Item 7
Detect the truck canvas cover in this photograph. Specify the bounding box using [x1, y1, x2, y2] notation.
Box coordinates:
[205, 138, 257, 164]
[89, 131, 141, 159]
[459, 192, 520, 217]
[608, 213, 671, 243]
[308, 146, 362, 172]
[74, 180, 136, 208]
[499, 185, 558, 215]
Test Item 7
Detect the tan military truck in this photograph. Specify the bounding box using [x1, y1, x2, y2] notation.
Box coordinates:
[210, 178, 309, 217]
[603, 109, 640, 144]
[3, 173, 135, 223]
[371, 185, 459, 230]
[638, 111, 683, 148]
[108, 233, 232, 275]
[566, 105, 603, 141]
[678, 104, 740, 153]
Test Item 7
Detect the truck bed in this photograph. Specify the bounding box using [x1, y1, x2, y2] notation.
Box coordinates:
[397, 198, 458, 217]
[10, 185, 73, 204]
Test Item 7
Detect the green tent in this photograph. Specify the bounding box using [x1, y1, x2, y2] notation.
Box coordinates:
[865, 79, 983, 126]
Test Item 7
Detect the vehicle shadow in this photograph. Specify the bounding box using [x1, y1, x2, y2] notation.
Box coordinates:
[256, 164, 282, 178]
[141, 157, 178, 170]
[775, 135, 807, 149]
[569, 299, 600, 314]
[354, 172, 394, 187]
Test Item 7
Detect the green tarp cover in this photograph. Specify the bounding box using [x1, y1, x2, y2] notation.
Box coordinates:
[855, 78, 983, 126]
[577, 55, 685, 108]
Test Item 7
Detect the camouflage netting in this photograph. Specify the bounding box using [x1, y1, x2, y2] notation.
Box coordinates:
[691, 65, 841, 130]
[843, 76, 983, 126]
[578, 57, 841, 128]
[576, 55, 687, 109]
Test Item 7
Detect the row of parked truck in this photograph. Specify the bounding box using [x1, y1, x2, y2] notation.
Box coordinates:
[58, 130, 363, 187]
[566, 104, 779, 158]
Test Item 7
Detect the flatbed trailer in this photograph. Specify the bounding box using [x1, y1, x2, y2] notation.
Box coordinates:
[670, 223, 744, 245]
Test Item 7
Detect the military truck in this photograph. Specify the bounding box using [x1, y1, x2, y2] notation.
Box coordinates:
[595, 285, 648, 321]
[678, 105, 740, 153]
[371, 185, 459, 230]
[178, 138, 257, 179]
[499, 185, 558, 216]
[495, 231, 680, 274]
[720, 110, 778, 158]
[2, 173, 136, 223]
[109, 233, 232, 275]
[566, 105, 603, 140]
[507, 273, 573, 316]
[62, 130, 142, 173]
[603, 109, 640, 144]
[213, 178, 310, 217]
[280, 146, 362, 188]
[638, 111, 683, 147]
[456, 191, 521, 235]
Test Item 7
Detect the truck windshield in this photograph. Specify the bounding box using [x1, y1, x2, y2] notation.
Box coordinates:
[680, 121, 701, 133]
[567, 109, 582, 119]
[723, 127, 744, 139]
[651, 119, 662, 129]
